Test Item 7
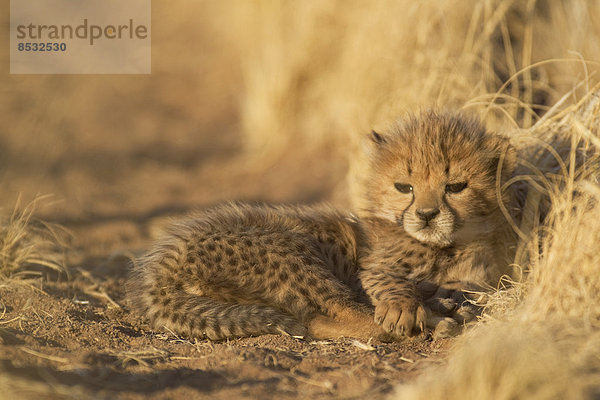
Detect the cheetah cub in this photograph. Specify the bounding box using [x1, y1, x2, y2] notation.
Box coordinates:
[128, 111, 518, 341]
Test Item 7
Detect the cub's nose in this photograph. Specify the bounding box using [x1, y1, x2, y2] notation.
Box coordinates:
[416, 208, 440, 223]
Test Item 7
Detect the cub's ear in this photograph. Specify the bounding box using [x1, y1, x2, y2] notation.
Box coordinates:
[369, 130, 387, 145]
[364, 130, 388, 158]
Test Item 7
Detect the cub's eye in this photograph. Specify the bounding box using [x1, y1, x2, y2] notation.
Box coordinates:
[394, 183, 413, 193]
[445, 182, 467, 193]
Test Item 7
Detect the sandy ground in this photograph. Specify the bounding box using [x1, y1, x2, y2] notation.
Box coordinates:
[0, 284, 447, 399]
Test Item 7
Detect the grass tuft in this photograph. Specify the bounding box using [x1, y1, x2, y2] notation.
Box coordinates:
[0, 196, 69, 287]
[394, 87, 600, 400]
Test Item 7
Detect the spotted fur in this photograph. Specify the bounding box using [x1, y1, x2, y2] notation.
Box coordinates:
[128, 111, 518, 340]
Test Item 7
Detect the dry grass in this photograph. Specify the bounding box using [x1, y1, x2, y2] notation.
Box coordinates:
[234, 2, 599, 143]
[394, 89, 600, 399]
[0, 197, 68, 287]
[233, 0, 600, 205]
[101, 347, 171, 368]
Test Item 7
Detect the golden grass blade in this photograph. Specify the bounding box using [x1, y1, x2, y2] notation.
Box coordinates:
[0, 197, 69, 285]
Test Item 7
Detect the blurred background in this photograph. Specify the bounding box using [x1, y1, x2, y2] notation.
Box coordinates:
[1, 0, 599, 255]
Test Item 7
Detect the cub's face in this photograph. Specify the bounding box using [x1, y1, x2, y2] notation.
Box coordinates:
[365, 112, 515, 247]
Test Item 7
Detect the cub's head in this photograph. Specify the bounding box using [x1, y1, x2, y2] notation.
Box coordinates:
[364, 111, 515, 247]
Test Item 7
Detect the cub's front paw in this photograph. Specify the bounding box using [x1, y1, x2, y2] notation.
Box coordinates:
[374, 299, 427, 337]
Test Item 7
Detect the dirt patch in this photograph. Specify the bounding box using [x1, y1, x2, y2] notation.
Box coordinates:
[0, 271, 450, 399]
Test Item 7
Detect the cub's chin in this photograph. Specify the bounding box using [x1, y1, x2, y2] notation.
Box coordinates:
[405, 225, 454, 248]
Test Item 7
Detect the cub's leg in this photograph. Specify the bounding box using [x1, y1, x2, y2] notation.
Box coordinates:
[307, 301, 391, 340]
[432, 283, 485, 324]
[359, 268, 428, 337]
[420, 282, 485, 339]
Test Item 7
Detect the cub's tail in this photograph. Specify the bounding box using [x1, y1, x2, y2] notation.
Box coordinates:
[127, 269, 306, 340]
